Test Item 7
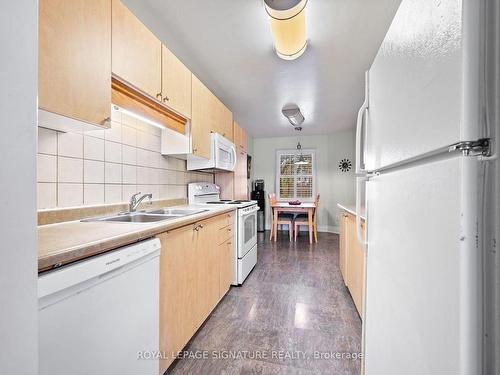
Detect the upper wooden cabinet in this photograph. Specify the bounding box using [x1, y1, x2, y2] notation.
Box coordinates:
[39, 0, 111, 127]
[161, 45, 192, 118]
[233, 121, 248, 152]
[234, 149, 248, 200]
[214, 100, 233, 140]
[191, 75, 213, 159]
[112, 0, 162, 99]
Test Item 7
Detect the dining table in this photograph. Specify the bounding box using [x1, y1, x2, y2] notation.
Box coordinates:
[271, 202, 317, 244]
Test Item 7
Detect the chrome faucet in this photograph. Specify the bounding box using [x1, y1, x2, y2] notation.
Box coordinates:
[129, 192, 152, 212]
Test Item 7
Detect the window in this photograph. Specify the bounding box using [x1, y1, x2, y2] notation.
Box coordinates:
[276, 149, 316, 201]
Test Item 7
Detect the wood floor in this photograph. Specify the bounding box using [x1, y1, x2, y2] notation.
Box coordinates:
[167, 231, 362, 375]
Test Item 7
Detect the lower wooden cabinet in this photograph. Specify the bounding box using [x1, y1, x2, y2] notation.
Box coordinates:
[157, 212, 234, 373]
[339, 213, 348, 283]
[339, 211, 366, 318]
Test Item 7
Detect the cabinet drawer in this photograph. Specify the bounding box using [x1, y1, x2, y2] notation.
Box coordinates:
[218, 211, 235, 229]
[218, 224, 234, 245]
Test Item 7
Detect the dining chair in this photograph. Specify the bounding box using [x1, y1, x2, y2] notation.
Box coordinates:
[268, 193, 294, 242]
[294, 194, 320, 243]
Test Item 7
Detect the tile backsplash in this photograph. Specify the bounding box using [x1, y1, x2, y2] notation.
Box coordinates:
[37, 106, 213, 209]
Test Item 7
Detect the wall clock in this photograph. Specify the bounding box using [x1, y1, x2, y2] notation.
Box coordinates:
[339, 158, 352, 172]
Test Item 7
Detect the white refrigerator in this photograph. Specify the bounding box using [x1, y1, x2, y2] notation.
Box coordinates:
[356, 0, 499, 374]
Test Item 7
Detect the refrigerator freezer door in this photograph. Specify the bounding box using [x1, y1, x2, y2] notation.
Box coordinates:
[364, 156, 482, 375]
[365, 0, 483, 171]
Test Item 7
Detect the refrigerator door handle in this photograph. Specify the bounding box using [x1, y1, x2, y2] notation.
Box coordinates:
[356, 71, 369, 174]
[356, 176, 367, 247]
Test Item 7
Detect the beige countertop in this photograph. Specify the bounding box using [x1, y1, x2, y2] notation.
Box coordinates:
[337, 203, 366, 221]
[38, 205, 236, 273]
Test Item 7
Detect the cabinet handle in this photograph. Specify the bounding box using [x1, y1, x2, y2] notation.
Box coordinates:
[228, 228, 231, 232]
[162, 95, 170, 102]
[193, 148, 198, 152]
[227, 242, 231, 245]
[156, 92, 162, 100]
[101, 117, 111, 126]
[199, 224, 204, 229]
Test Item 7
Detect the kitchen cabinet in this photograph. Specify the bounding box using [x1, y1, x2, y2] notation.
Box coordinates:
[346, 214, 366, 316]
[234, 149, 248, 200]
[157, 212, 233, 373]
[157, 226, 198, 373]
[196, 217, 221, 319]
[161, 45, 192, 118]
[39, 0, 111, 127]
[338, 210, 366, 318]
[218, 215, 235, 297]
[215, 100, 233, 140]
[234, 121, 248, 152]
[339, 213, 348, 283]
[191, 75, 214, 159]
[112, 0, 162, 99]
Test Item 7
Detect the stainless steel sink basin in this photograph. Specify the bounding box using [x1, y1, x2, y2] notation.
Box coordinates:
[82, 208, 208, 223]
[83, 213, 178, 223]
[147, 208, 208, 216]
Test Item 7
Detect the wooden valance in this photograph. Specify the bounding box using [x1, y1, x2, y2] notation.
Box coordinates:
[111, 76, 187, 134]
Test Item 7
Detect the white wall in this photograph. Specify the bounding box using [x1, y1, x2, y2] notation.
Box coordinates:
[253, 129, 356, 233]
[0, 1, 38, 374]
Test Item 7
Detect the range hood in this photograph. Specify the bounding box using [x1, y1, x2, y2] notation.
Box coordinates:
[160, 122, 192, 159]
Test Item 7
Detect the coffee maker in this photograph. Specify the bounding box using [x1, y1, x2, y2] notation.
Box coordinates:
[251, 179, 265, 232]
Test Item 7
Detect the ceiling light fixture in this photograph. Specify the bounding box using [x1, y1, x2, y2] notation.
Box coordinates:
[282, 104, 305, 126]
[294, 126, 309, 165]
[264, 0, 308, 60]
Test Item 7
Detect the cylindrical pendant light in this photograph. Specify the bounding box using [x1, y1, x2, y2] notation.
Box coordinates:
[264, 0, 308, 60]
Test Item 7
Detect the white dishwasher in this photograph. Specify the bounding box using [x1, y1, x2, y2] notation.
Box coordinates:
[38, 238, 161, 375]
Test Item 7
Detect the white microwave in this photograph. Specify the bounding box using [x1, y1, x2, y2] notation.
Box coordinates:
[187, 133, 236, 172]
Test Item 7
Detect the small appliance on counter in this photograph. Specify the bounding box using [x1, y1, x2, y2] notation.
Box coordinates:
[188, 183, 258, 285]
[251, 179, 266, 232]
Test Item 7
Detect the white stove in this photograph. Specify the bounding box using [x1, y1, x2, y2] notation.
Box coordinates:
[188, 183, 258, 285]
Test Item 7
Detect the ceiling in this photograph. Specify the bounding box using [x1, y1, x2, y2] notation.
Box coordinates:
[124, 0, 401, 138]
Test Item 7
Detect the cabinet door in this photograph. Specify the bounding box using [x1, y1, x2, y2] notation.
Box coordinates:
[346, 214, 366, 317]
[233, 121, 247, 152]
[339, 213, 348, 284]
[161, 45, 192, 118]
[195, 217, 220, 323]
[39, 0, 111, 127]
[219, 103, 233, 140]
[112, 0, 161, 99]
[240, 127, 248, 152]
[157, 225, 198, 373]
[191, 75, 213, 159]
[219, 239, 233, 299]
[234, 150, 248, 200]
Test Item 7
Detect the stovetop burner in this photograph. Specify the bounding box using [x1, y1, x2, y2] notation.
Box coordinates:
[205, 199, 253, 205]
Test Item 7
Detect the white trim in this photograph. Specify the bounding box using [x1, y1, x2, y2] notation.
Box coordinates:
[275, 149, 316, 202]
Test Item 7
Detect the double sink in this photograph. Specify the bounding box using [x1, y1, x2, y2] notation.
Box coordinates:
[83, 208, 208, 223]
